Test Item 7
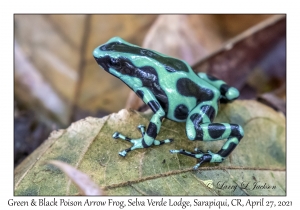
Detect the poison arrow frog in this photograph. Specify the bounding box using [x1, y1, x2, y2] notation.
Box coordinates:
[93, 37, 244, 170]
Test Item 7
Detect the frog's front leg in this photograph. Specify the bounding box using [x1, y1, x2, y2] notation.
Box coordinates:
[114, 87, 173, 157]
[170, 101, 244, 169]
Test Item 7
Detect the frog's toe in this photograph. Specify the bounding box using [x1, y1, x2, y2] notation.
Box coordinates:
[193, 163, 201, 170]
[154, 138, 173, 146]
[169, 149, 183, 154]
[119, 150, 128, 157]
[112, 132, 132, 142]
[112, 132, 120, 139]
[137, 124, 146, 136]
[137, 124, 145, 129]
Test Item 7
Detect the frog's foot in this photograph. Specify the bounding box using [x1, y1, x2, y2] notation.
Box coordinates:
[113, 125, 173, 157]
[170, 149, 224, 170]
[112, 132, 144, 157]
[170, 149, 203, 158]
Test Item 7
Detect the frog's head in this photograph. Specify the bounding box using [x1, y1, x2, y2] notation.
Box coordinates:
[93, 37, 187, 88]
[93, 37, 145, 79]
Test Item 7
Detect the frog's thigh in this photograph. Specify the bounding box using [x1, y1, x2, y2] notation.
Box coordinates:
[186, 102, 244, 158]
[185, 101, 217, 140]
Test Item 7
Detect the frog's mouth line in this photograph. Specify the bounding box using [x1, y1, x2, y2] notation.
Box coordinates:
[94, 55, 110, 72]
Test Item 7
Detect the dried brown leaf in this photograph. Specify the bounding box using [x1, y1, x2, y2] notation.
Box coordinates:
[193, 15, 286, 89]
[48, 160, 103, 196]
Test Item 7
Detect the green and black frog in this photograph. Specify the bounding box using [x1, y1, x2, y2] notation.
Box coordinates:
[93, 37, 244, 169]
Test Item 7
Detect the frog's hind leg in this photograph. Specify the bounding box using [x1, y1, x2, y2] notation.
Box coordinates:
[170, 101, 244, 169]
[197, 72, 239, 102]
[169, 149, 213, 170]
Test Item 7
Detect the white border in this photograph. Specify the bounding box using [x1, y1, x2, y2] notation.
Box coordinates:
[2, 0, 298, 209]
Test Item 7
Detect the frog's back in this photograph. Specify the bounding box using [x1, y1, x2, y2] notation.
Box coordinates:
[154, 67, 219, 122]
[93, 37, 219, 122]
[123, 48, 220, 122]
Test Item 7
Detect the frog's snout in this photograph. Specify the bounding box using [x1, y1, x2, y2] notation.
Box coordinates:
[93, 47, 110, 72]
[96, 59, 109, 72]
[93, 47, 100, 60]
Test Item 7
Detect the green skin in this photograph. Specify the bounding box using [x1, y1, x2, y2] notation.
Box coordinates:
[93, 37, 244, 170]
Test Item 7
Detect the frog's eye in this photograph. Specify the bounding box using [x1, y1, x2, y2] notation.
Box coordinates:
[109, 58, 121, 69]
